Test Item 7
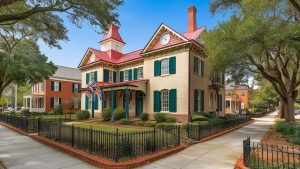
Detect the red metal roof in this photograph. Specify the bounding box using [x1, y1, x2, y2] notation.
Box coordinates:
[181, 27, 205, 40]
[100, 24, 125, 44]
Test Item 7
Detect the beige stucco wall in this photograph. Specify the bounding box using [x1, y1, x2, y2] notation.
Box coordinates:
[189, 50, 225, 116]
[143, 49, 190, 119]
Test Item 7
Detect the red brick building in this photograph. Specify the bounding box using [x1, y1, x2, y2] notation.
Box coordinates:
[23, 66, 81, 113]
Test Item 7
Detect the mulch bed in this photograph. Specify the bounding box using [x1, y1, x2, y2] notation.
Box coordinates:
[261, 127, 300, 148]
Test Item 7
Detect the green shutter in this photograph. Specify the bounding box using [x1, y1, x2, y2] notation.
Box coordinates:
[201, 60, 204, 77]
[128, 69, 133, 80]
[103, 69, 109, 82]
[194, 57, 198, 74]
[200, 90, 204, 112]
[85, 95, 89, 110]
[169, 89, 177, 112]
[94, 71, 97, 82]
[86, 73, 90, 84]
[133, 68, 138, 80]
[194, 90, 198, 112]
[219, 94, 222, 111]
[154, 60, 161, 76]
[153, 91, 161, 112]
[169, 56, 176, 74]
[94, 93, 98, 110]
[120, 71, 124, 82]
[113, 71, 116, 82]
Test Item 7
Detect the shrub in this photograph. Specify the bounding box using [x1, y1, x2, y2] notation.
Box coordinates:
[192, 121, 209, 125]
[76, 110, 90, 120]
[19, 109, 30, 117]
[48, 111, 55, 115]
[154, 113, 166, 123]
[54, 105, 64, 115]
[102, 108, 111, 121]
[165, 115, 177, 123]
[191, 115, 208, 122]
[120, 118, 132, 125]
[144, 121, 157, 127]
[135, 121, 145, 126]
[119, 138, 133, 156]
[113, 107, 126, 120]
[139, 113, 149, 121]
[156, 123, 176, 131]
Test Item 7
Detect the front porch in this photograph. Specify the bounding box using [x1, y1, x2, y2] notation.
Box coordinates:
[23, 95, 45, 112]
[85, 80, 148, 118]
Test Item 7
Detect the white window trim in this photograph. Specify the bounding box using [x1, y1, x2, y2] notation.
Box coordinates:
[74, 84, 79, 93]
[54, 81, 60, 91]
[124, 70, 129, 81]
[54, 97, 60, 107]
[138, 67, 143, 79]
[109, 70, 113, 82]
[90, 72, 94, 82]
[161, 58, 169, 75]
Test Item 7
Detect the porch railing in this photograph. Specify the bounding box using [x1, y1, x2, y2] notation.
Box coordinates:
[243, 137, 300, 169]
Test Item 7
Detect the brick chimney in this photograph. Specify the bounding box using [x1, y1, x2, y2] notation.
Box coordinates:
[188, 6, 197, 32]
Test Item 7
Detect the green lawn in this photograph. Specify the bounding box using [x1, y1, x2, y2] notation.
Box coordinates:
[70, 122, 151, 132]
[296, 119, 300, 125]
[39, 114, 77, 120]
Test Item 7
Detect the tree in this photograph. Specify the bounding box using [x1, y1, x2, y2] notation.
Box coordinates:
[0, 0, 123, 32]
[204, 0, 300, 122]
[251, 83, 280, 112]
[0, 39, 57, 98]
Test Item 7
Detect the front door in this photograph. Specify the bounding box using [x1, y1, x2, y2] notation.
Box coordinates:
[135, 91, 143, 117]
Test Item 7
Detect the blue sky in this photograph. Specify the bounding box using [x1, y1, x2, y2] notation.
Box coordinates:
[38, 0, 230, 68]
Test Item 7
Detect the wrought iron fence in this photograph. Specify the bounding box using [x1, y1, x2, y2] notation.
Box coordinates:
[0, 113, 38, 132]
[243, 137, 300, 169]
[186, 115, 251, 140]
[38, 119, 180, 162]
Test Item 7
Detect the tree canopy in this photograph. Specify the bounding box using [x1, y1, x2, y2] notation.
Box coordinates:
[205, 0, 300, 122]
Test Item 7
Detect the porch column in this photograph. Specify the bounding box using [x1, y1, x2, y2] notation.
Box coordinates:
[110, 89, 115, 121]
[229, 99, 232, 113]
[29, 97, 32, 112]
[125, 87, 129, 119]
[91, 93, 94, 118]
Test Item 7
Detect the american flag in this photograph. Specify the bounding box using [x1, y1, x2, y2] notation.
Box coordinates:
[83, 90, 91, 96]
[99, 89, 105, 100]
[87, 81, 97, 93]
[95, 87, 100, 97]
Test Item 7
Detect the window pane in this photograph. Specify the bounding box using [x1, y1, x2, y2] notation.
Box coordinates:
[54, 98, 59, 107]
[109, 70, 113, 82]
[161, 59, 169, 75]
[161, 90, 169, 111]
[54, 82, 59, 91]
[138, 67, 143, 79]
[124, 70, 128, 81]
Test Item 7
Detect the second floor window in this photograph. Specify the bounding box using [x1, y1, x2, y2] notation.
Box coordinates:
[73, 83, 79, 93]
[40, 82, 44, 91]
[124, 70, 129, 81]
[241, 90, 245, 96]
[90, 72, 95, 82]
[109, 70, 113, 82]
[161, 58, 169, 75]
[54, 81, 60, 91]
[138, 67, 143, 79]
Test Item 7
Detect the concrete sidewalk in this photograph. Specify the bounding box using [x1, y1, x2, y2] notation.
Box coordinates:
[140, 112, 276, 169]
[0, 124, 98, 169]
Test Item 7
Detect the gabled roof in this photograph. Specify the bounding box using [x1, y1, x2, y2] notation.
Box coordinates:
[99, 24, 125, 44]
[181, 27, 205, 40]
[52, 65, 81, 81]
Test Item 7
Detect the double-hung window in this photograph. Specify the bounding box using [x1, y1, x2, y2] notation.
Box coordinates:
[161, 89, 169, 112]
[161, 58, 169, 75]
[54, 97, 60, 107]
[138, 67, 143, 79]
[74, 84, 79, 93]
[124, 70, 129, 81]
[197, 59, 201, 76]
[90, 72, 94, 82]
[54, 81, 60, 91]
[109, 70, 113, 82]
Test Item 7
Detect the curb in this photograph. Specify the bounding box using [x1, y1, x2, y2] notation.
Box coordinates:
[0, 122, 187, 169]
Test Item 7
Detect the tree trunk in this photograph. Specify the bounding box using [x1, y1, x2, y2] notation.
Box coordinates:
[278, 99, 285, 118]
[282, 96, 295, 123]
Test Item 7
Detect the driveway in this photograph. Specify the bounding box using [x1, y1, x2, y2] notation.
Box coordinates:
[0, 124, 98, 169]
[140, 112, 276, 169]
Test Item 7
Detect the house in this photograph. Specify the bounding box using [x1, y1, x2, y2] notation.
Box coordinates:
[225, 85, 254, 114]
[23, 66, 81, 113]
[78, 6, 225, 122]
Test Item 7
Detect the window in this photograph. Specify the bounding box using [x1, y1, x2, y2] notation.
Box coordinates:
[54, 81, 60, 91]
[226, 100, 230, 108]
[40, 82, 44, 91]
[197, 59, 201, 75]
[124, 70, 129, 81]
[72, 97, 80, 109]
[138, 67, 143, 79]
[161, 58, 169, 75]
[161, 89, 169, 112]
[109, 70, 113, 82]
[90, 72, 94, 82]
[210, 92, 213, 110]
[54, 97, 60, 107]
[241, 90, 245, 96]
[74, 84, 79, 93]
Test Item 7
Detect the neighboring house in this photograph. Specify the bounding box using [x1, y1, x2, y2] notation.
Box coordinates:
[23, 66, 81, 113]
[78, 6, 225, 122]
[225, 85, 254, 113]
[225, 89, 240, 114]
